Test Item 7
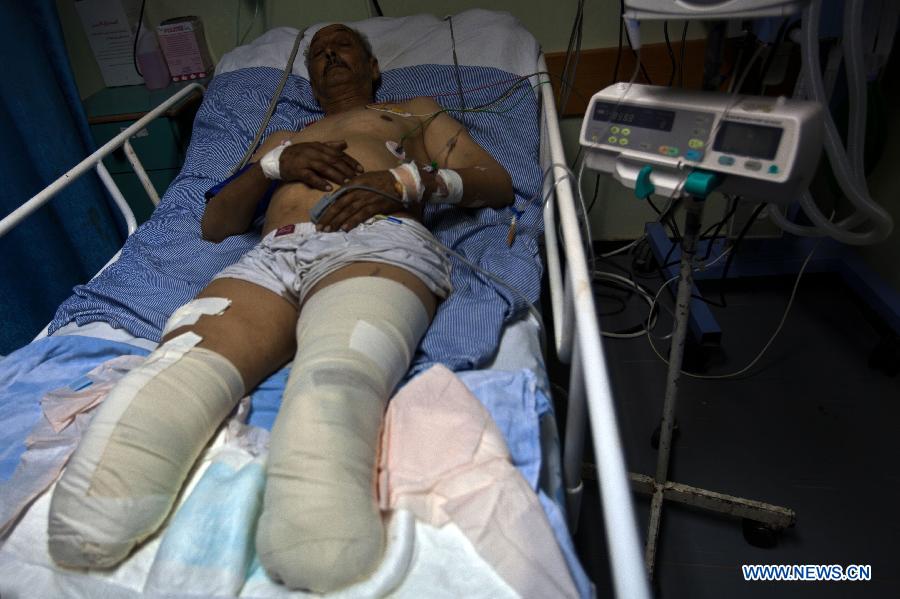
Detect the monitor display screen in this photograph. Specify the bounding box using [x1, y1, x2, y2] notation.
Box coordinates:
[713, 121, 783, 160]
[592, 101, 675, 132]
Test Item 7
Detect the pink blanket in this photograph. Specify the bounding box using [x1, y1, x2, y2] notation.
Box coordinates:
[378, 364, 578, 598]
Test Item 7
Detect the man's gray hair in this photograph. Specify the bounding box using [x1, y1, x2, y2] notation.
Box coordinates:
[304, 26, 374, 68]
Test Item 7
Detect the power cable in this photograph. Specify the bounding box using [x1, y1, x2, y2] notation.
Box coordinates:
[612, 0, 625, 83]
[716, 202, 767, 307]
[132, 0, 148, 77]
[678, 21, 689, 87]
[664, 21, 677, 86]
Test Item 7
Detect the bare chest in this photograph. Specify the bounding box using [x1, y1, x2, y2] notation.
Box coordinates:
[292, 108, 422, 152]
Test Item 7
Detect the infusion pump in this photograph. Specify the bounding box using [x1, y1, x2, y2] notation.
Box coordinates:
[579, 83, 823, 203]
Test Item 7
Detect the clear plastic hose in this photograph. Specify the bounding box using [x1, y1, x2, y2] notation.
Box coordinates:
[780, 0, 893, 245]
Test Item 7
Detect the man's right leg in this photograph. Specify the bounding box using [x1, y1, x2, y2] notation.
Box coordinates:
[48, 278, 297, 568]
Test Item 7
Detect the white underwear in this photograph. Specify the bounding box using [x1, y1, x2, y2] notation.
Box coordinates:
[213, 218, 453, 308]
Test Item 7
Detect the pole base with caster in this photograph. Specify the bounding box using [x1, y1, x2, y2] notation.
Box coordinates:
[634, 175, 796, 581]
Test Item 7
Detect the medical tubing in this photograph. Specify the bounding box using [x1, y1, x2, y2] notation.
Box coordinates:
[532, 163, 600, 283]
[324, 185, 405, 209]
[767, 202, 821, 237]
[234, 28, 305, 173]
[766, 68, 868, 238]
[770, 2, 886, 242]
[793, 0, 892, 244]
[384, 216, 547, 352]
[576, 160, 597, 273]
[768, 198, 866, 237]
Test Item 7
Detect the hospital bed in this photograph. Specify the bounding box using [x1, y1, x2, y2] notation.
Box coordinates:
[0, 10, 647, 598]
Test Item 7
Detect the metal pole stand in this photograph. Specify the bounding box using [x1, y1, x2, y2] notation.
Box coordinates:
[632, 172, 796, 581]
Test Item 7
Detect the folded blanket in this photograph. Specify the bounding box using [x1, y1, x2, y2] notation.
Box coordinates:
[379, 365, 578, 598]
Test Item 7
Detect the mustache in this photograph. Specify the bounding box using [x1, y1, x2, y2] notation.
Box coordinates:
[324, 55, 347, 71]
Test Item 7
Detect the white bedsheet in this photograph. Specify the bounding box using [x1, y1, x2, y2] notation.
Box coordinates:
[1, 318, 590, 598]
[0, 428, 520, 599]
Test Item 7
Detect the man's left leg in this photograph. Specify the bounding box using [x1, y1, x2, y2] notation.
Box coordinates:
[256, 264, 434, 592]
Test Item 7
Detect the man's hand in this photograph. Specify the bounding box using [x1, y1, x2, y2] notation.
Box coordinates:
[277, 140, 363, 190]
[315, 170, 411, 232]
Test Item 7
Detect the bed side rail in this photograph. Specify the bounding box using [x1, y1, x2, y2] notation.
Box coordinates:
[537, 55, 650, 599]
[0, 83, 205, 241]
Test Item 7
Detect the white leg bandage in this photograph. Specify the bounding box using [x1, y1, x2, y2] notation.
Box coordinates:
[48, 332, 244, 568]
[256, 276, 430, 592]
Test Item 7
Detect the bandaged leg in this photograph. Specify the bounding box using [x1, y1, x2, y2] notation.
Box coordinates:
[48, 328, 244, 568]
[256, 276, 430, 592]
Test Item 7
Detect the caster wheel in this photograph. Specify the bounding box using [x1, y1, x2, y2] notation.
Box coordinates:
[651, 421, 680, 450]
[742, 518, 779, 548]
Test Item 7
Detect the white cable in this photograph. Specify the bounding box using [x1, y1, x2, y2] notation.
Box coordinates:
[592, 272, 657, 339]
[600, 239, 641, 258]
[594, 243, 730, 341]
[647, 239, 821, 379]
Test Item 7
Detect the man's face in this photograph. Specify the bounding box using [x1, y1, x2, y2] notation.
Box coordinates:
[307, 25, 379, 102]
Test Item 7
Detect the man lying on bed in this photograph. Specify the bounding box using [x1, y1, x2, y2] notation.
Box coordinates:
[47, 24, 513, 593]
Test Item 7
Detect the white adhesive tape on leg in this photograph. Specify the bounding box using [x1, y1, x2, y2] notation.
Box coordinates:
[162, 297, 232, 337]
[259, 140, 292, 180]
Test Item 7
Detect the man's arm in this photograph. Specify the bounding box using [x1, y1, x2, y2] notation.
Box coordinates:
[201, 132, 290, 242]
[413, 96, 515, 209]
[201, 133, 362, 242]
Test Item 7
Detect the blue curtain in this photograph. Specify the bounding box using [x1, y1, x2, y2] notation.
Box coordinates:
[0, 1, 123, 354]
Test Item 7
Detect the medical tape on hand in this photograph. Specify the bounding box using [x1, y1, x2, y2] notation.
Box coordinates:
[259, 140, 292, 180]
[161, 297, 232, 337]
[431, 169, 464, 205]
[388, 162, 424, 209]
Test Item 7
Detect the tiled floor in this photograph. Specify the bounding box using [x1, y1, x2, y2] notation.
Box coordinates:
[565, 264, 900, 598]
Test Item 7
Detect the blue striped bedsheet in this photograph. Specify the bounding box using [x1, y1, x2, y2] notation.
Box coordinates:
[49, 65, 544, 374]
